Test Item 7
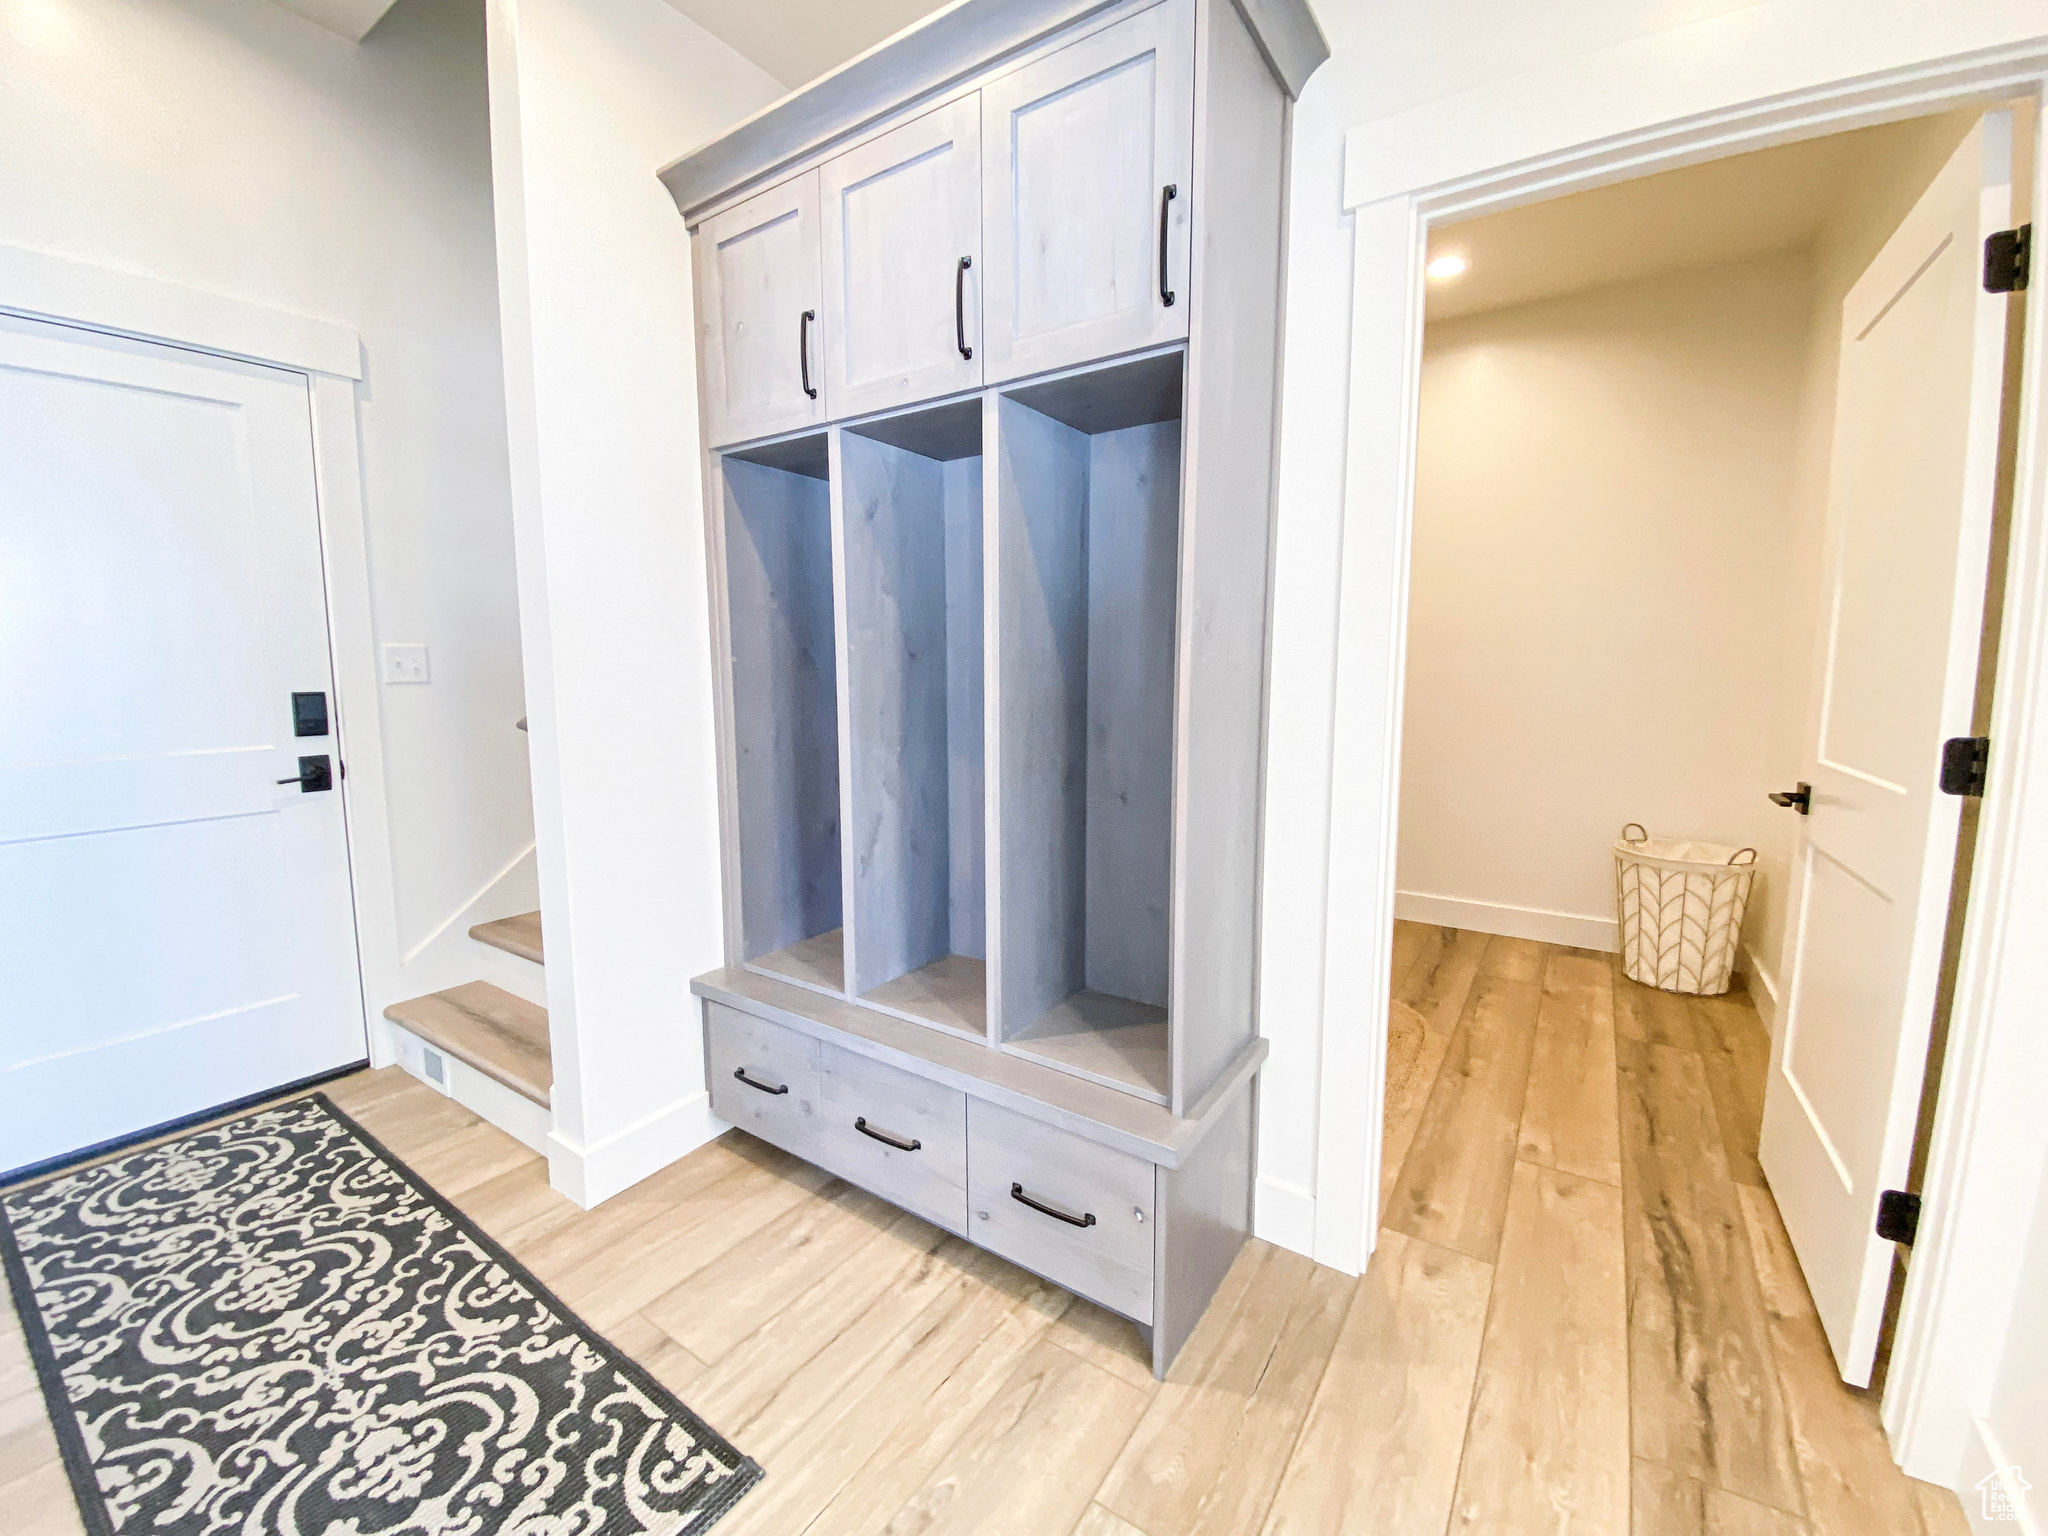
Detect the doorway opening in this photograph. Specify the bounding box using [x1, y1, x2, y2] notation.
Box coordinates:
[1379, 100, 2031, 1523]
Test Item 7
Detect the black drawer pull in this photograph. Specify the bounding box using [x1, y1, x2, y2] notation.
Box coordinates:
[855, 1117, 921, 1152]
[1158, 184, 1177, 307]
[799, 308, 817, 399]
[1011, 1182, 1095, 1228]
[733, 1067, 788, 1096]
[955, 256, 974, 360]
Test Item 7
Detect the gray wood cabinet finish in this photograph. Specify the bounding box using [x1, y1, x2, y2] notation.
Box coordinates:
[705, 1000, 826, 1153]
[679, 0, 1301, 1375]
[839, 425, 988, 1030]
[693, 964, 1262, 1169]
[723, 451, 843, 990]
[814, 1036, 971, 1234]
[969, 1097, 1157, 1323]
[699, 174, 828, 447]
[821, 97, 984, 420]
[656, 0, 1325, 223]
[992, 392, 1091, 1033]
[979, 0, 1195, 384]
[1167, 2, 1288, 1109]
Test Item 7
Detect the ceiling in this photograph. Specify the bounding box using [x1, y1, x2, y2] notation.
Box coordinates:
[1423, 116, 1938, 323]
[660, 0, 950, 91]
[270, 0, 400, 41]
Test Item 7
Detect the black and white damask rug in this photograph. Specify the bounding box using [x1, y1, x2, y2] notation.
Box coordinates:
[0, 1094, 762, 1535]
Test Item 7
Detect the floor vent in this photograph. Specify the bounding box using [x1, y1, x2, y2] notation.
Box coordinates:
[421, 1047, 447, 1088]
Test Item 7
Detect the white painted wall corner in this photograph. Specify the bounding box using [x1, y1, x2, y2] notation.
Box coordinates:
[1254, 1174, 1318, 1255]
[1739, 943, 1782, 1038]
[547, 1090, 727, 1209]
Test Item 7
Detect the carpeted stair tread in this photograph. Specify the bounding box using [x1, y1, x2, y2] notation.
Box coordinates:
[385, 981, 551, 1107]
[470, 910, 544, 965]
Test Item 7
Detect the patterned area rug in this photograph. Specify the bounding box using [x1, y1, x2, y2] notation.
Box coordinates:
[0, 1094, 761, 1535]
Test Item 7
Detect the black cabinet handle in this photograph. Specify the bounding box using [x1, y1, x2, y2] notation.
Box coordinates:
[733, 1067, 788, 1095]
[1011, 1182, 1095, 1228]
[955, 256, 974, 360]
[855, 1117, 921, 1152]
[799, 309, 817, 399]
[1158, 184, 1177, 307]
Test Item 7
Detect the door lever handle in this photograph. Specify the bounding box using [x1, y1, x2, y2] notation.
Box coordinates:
[1767, 783, 1811, 815]
[277, 756, 333, 792]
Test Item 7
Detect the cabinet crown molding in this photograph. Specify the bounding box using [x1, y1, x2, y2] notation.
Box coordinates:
[655, 0, 1326, 226]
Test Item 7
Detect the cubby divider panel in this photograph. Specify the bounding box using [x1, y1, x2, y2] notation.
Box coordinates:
[994, 352, 1182, 1102]
[841, 402, 988, 1035]
[723, 436, 845, 993]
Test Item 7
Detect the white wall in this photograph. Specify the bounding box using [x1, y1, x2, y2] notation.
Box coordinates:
[483, 0, 781, 1206]
[0, 0, 535, 1015]
[1397, 253, 1813, 953]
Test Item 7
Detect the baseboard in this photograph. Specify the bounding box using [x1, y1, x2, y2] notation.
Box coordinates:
[1396, 891, 1616, 952]
[1254, 1174, 1317, 1258]
[546, 1090, 725, 1209]
[1959, 1414, 2040, 1535]
[1739, 946, 1782, 1039]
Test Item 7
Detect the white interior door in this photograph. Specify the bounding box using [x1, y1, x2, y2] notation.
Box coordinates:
[0, 313, 366, 1174]
[1760, 112, 2017, 1385]
[700, 170, 828, 447]
[823, 94, 983, 419]
[980, 0, 1194, 385]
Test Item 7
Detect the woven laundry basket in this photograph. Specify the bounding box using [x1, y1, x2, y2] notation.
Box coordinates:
[1614, 823, 1757, 996]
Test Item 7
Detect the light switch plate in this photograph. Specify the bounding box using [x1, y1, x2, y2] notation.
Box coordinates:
[381, 643, 430, 684]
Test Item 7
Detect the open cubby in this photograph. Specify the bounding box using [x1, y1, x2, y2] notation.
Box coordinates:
[995, 353, 1182, 1102]
[841, 399, 988, 1035]
[723, 432, 844, 994]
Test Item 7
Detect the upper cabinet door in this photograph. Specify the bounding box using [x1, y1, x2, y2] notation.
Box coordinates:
[823, 96, 984, 419]
[700, 171, 827, 447]
[981, 0, 1194, 384]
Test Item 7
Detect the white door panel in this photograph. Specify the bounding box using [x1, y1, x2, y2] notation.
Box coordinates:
[701, 172, 827, 446]
[981, 0, 1194, 383]
[0, 313, 364, 1172]
[824, 95, 983, 418]
[1760, 112, 2015, 1384]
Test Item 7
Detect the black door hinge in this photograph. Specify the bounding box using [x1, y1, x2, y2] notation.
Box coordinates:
[1877, 1189, 1922, 1246]
[1940, 736, 1989, 797]
[1985, 225, 2031, 293]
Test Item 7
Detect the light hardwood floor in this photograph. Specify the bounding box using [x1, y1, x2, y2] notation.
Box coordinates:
[0, 925, 1974, 1535]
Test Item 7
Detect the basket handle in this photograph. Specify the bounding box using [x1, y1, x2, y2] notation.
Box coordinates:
[1728, 847, 1758, 866]
[1621, 822, 1648, 844]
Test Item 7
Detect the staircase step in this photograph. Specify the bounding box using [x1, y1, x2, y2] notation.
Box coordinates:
[470, 911, 543, 965]
[384, 981, 551, 1107]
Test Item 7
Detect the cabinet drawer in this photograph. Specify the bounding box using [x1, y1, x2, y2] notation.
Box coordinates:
[813, 1042, 968, 1233]
[706, 1003, 825, 1156]
[967, 1099, 1155, 1323]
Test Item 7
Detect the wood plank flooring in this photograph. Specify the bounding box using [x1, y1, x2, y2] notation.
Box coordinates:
[0, 924, 1968, 1534]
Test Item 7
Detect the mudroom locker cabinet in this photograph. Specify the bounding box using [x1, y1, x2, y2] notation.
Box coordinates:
[661, 0, 1325, 1377]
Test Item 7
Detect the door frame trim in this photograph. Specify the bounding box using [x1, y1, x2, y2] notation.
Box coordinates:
[1307, 43, 2048, 1483]
[0, 242, 406, 1073]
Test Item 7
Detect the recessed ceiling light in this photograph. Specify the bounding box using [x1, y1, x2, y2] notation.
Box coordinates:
[1426, 253, 1469, 281]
